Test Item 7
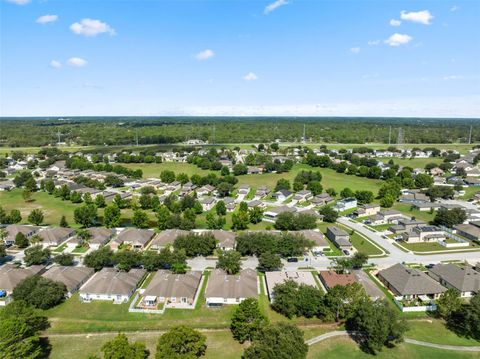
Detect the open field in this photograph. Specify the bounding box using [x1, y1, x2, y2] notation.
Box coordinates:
[400, 241, 480, 252]
[392, 203, 436, 223]
[307, 336, 479, 359]
[376, 157, 443, 168]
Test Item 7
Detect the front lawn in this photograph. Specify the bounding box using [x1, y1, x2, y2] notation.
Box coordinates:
[400, 241, 480, 253]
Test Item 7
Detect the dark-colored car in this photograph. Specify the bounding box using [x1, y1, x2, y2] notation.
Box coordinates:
[287, 257, 298, 263]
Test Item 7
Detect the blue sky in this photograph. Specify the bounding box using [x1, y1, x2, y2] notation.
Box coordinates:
[1, 0, 479, 117]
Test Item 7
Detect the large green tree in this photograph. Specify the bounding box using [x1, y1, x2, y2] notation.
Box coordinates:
[216, 250, 242, 274]
[155, 326, 207, 359]
[101, 333, 149, 359]
[230, 298, 268, 343]
[12, 275, 67, 310]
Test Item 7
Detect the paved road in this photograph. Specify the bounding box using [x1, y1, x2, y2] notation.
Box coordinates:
[306, 330, 480, 352]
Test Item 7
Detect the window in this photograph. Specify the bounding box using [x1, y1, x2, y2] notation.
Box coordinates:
[224, 298, 227, 303]
[181, 297, 187, 303]
[171, 297, 176, 302]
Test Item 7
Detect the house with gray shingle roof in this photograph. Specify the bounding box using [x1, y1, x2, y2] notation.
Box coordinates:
[42, 266, 94, 296]
[0, 264, 45, 301]
[38, 227, 75, 247]
[205, 268, 258, 306]
[79, 268, 146, 304]
[428, 264, 480, 298]
[111, 228, 154, 251]
[378, 263, 446, 300]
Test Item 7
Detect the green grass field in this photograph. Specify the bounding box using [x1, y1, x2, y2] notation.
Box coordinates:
[377, 157, 443, 168]
[392, 203, 436, 223]
[399, 241, 480, 253]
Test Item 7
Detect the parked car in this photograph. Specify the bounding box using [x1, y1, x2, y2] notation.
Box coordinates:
[343, 250, 350, 256]
[287, 257, 298, 263]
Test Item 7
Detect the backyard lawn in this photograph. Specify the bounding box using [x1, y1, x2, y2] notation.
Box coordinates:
[399, 241, 480, 253]
[393, 203, 436, 223]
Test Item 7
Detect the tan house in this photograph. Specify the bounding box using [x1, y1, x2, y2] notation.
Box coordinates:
[205, 268, 258, 306]
[42, 266, 94, 296]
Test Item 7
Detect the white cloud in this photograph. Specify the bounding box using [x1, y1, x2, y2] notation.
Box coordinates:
[70, 18, 115, 37]
[264, 0, 289, 14]
[385, 33, 412, 46]
[390, 19, 401, 26]
[243, 72, 258, 81]
[443, 75, 462, 81]
[36, 14, 58, 24]
[367, 40, 380, 46]
[195, 49, 215, 61]
[5, 0, 30, 5]
[450, 5, 459, 12]
[400, 10, 434, 25]
[67, 57, 87, 67]
[350, 47, 360, 54]
[49, 60, 62, 69]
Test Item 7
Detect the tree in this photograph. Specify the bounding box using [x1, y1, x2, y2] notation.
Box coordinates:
[28, 209, 44, 226]
[433, 208, 467, 228]
[156, 205, 171, 230]
[307, 181, 323, 195]
[102, 333, 149, 359]
[94, 194, 106, 208]
[258, 252, 283, 272]
[12, 275, 67, 310]
[15, 232, 29, 248]
[156, 326, 207, 359]
[215, 200, 226, 216]
[83, 247, 115, 271]
[437, 288, 463, 319]
[8, 209, 22, 224]
[346, 299, 407, 354]
[243, 322, 308, 359]
[319, 206, 338, 223]
[230, 298, 268, 343]
[0, 244, 6, 259]
[231, 211, 250, 230]
[160, 170, 176, 183]
[132, 209, 149, 228]
[173, 233, 217, 257]
[270, 280, 300, 319]
[59, 215, 69, 227]
[53, 253, 74, 266]
[0, 300, 50, 359]
[379, 194, 395, 208]
[354, 190, 374, 205]
[115, 250, 142, 271]
[206, 212, 225, 230]
[275, 179, 291, 192]
[22, 189, 32, 202]
[70, 191, 83, 203]
[415, 173, 434, 188]
[216, 250, 242, 274]
[340, 187, 355, 198]
[249, 206, 263, 224]
[24, 245, 51, 266]
[74, 204, 97, 227]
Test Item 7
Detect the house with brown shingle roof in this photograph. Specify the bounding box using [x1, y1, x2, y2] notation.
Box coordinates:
[319, 270, 357, 290]
[42, 266, 94, 296]
[428, 264, 480, 298]
[0, 264, 45, 301]
[38, 227, 75, 247]
[110, 228, 154, 250]
[149, 229, 189, 250]
[3, 225, 40, 246]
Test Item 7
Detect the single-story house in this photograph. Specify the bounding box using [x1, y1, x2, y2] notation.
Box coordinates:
[428, 264, 480, 298]
[296, 230, 329, 253]
[247, 199, 265, 209]
[319, 270, 356, 290]
[3, 224, 40, 246]
[205, 268, 258, 306]
[238, 184, 251, 195]
[139, 270, 202, 309]
[264, 205, 296, 220]
[311, 193, 334, 206]
[334, 197, 357, 212]
[326, 226, 352, 251]
[0, 180, 14, 191]
[455, 223, 480, 241]
[42, 266, 94, 296]
[196, 185, 215, 197]
[272, 189, 292, 202]
[377, 263, 446, 300]
[389, 219, 427, 234]
[200, 196, 216, 211]
[369, 210, 405, 225]
[265, 271, 317, 301]
[111, 228, 154, 250]
[79, 268, 146, 304]
[209, 230, 236, 251]
[38, 227, 75, 247]
[354, 204, 380, 218]
[149, 229, 189, 250]
[293, 190, 313, 203]
[412, 203, 442, 212]
[0, 264, 45, 300]
[223, 197, 236, 212]
[254, 186, 269, 198]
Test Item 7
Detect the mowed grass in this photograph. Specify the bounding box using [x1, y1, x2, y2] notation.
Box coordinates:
[123, 162, 382, 194]
[0, 189, 80, 227]
[47, 330, 245, 359]
[307, 336, 479, 359]
[400, 241, 480, 253]
[377, 157, 443, 168]
[392, 203, 436, 223]
[406, 320, 480, 346]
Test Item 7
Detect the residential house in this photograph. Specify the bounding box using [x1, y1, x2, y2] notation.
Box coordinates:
[38, 227, 75, 247]
[205, 268, 258, 306]
[3, 225, 40, 246]
[0, 180, 14, 191]
[264, 205, 296, 220]
[455, 222, 480, 241]
[265, 271, 317, 301]
[399, 189, 429, 203]
[296, 230, 329, 253]
[326, 226, 352, 251]
[247, 199, 265, 209]
[67, 227, 115, 251]
[402, 226, 446, 243]
[200, 197, 216, 211]
[319, 270, 356, 290]
[238, 184, 251, 195]
[412, 202, 442, 212]
[428, 264, 480, 298]
[311, 193, 334, 206]
[389, 219, 427, 234]
[42, 266, 94, 296]
[293, 190, 313, 203]
[197, 185, 215, 197]
[79, 268, 146, 304]
[223, 197, 236, 212]
[0, 264, 45, 302]
[209, 230, 236, 251]
[369, 210, 405, 225]
[377, 263, 446, 300]
[271, 189, 292, 202]
[254, 186, 269, 198]
[333, 197, 357, 212]
[165, 181, 181, 192]
[111, 228, 154, 250]
[149, 229, 189, 251]
[354, 204, 380, 217]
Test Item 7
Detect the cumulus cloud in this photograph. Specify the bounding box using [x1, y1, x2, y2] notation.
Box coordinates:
[49, 60, 62, 69]
[390, 19, 401, 26]
[70, 18, 115, 37]
[243, 72, 258, 81]
[385, 33, 412, 46]
[400, 10, 433, 25]
[264, 0, 289, 14]
[5, 0, 30, 5]
[195, 49, 215, 60]
[36, 14, 58, 24]
[367, 40, 380, 46]
[67, 57, 87, 67]
[350, 47, 360, 54]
